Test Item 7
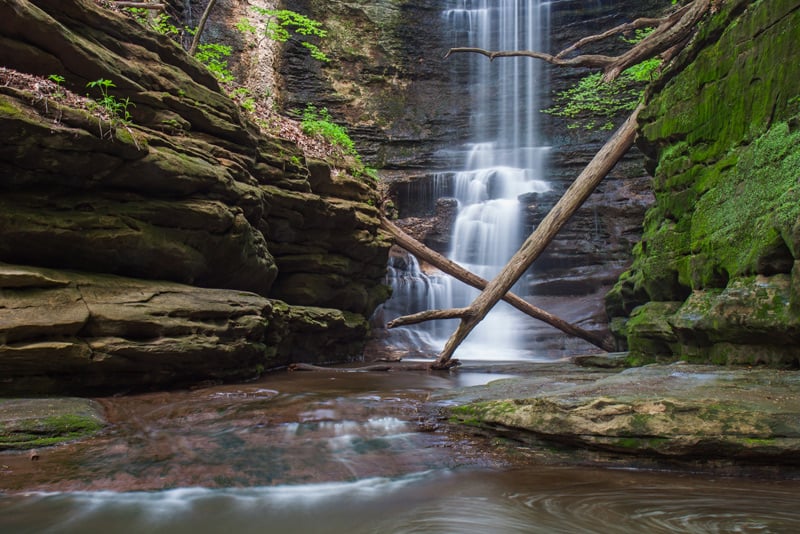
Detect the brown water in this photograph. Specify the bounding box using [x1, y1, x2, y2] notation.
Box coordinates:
[2, 369, 800, 533]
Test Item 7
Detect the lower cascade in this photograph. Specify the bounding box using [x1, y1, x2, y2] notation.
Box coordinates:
[382, 0, 551, 359]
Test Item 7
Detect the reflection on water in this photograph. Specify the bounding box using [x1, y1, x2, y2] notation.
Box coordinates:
[3, 468, 800, 533]
[1, 369, 800, 533]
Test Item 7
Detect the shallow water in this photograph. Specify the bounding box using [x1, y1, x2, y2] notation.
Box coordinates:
[2, 369, 800, 533]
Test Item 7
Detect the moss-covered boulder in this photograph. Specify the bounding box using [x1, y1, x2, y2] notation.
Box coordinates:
[444, 362, 800, 464]
[608, 0, 800, 366]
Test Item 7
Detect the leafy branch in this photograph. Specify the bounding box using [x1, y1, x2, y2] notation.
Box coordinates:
[240, 7, 330, 63]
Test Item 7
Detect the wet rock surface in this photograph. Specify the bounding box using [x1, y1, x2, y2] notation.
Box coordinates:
[438, 360, 800, 472]
[4, 360, 799, 490]
[0, 398, 105, 451]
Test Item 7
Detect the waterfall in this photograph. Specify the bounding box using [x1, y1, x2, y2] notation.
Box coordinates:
[381, 0, 551, 359]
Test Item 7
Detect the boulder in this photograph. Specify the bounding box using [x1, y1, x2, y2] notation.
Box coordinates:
[443, 361, 800, 467]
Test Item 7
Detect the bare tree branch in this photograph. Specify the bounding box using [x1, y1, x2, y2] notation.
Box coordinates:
[555, 5, 692, 59]
[188, 0, 219, 57]
[445, 0, 712, 83]
[387, 307, 471, 328]
[601, 0, 710, 82]
[445, 48, 615, 70]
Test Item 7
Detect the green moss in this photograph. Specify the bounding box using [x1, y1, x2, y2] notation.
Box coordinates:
[689, 120, 800, 282]
[0, 95, 23, 118]
[0, 413, 105, 450]
[609, 0, 800, 367]
[630, 413, 647, 432]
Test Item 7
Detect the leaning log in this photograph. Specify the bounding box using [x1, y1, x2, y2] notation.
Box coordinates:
[380, 217, 615, 352]
[432, 103, 643, 369]
[113, 2, 166, 9]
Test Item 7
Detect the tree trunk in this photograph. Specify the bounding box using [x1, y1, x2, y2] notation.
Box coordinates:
[432, 103, 643, 369]
[380, 217, 615, 352]
[188, 0, 218, 56]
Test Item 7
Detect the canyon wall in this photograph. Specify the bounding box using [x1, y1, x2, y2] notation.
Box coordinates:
[0, 0, 391, 394]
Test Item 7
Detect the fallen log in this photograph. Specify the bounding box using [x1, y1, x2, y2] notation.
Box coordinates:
[380, 217, 615, 352]
[431, 103, 643, 369]
[288, 362, 433, 372]
[113, 2, 166, 9]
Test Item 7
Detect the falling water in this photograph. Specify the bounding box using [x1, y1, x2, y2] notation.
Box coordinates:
[383, 0, 551, 359]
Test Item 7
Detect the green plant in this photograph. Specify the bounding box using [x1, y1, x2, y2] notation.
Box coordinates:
[543, 23, 663, 131]
[195, 43, 234, 83]
[229, 87, 257, 112]
[543, 58, 660, 131]
[125, 8, 182, 39]
[86, 78, 134, 124]
[301, 104, 356, 155]
[48, 74, 65, 98]
[299, 105, 380, 181]
[241, 8, 330, 62]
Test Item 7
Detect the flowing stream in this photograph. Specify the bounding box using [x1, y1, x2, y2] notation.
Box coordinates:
[383, 0, 551, 359]
[2, 369, 799, 533]
[3, 2, 799, 531]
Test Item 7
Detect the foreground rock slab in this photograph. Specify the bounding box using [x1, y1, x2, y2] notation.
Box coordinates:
[440, 361, 800, 469]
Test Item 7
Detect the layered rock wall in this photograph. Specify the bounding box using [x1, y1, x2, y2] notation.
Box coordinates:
[0, 0, 391, 393]
[607, 0, 800, 366]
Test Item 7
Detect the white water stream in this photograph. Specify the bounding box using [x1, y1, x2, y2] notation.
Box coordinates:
[384, 0, 551, 359]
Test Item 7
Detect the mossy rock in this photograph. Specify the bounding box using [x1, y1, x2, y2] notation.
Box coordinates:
[0, 398, 105, 450]
[608, 0, 800, 368]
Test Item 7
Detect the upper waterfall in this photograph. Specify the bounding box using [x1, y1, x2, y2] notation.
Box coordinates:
[381, 0, 552, 359]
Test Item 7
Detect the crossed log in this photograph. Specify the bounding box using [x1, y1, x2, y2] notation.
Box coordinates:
[386, 104, 642, 369]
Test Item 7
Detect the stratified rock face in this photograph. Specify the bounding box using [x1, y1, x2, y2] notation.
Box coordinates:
[0, 263, 369, 395]
[0, 0, 391, 392]
[607, 0, 800, 366]
[279, 0, 459, 170]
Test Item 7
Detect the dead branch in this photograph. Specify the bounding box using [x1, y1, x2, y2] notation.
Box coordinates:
[288, 362, 433, 372]
[601, 0, 710, 82]
[554, 5, 692, 59]
[113, 2, 166, 9]
[188, 0, 219, 56]
[387, 307, 471, 328]
[381, 217, 616, 352]
[431, 103, 643, 369]
[445, 0, 712, 83]
[445, 48, 614, 70]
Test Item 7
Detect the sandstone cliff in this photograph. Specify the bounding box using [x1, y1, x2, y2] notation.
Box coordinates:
[0, 0, 391, 394]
